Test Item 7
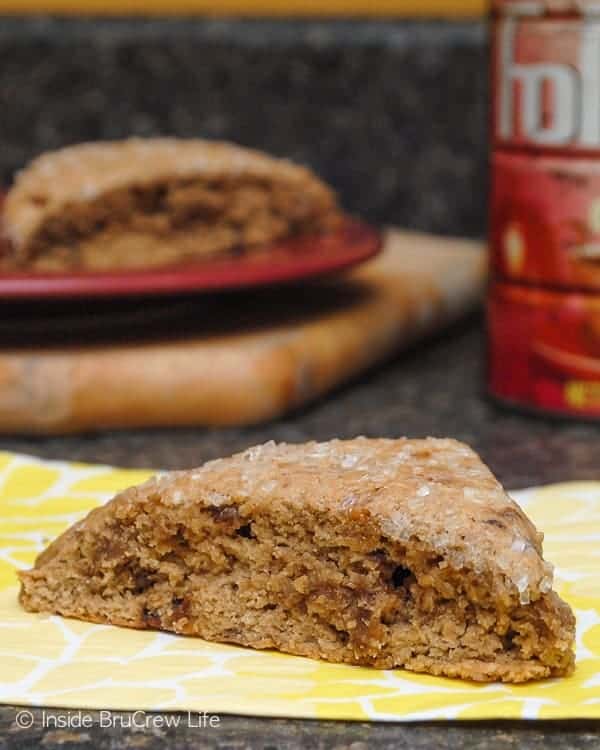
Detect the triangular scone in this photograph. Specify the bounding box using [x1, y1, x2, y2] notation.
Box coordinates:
[2, 138, 340, 270]
[19, 438, 575, 683]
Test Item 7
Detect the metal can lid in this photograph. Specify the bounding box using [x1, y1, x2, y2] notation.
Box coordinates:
[492, 0, 600, 15]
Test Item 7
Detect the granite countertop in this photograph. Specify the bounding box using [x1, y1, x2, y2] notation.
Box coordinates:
[0, 17, 488, 239]
[0, 314, 599, 749]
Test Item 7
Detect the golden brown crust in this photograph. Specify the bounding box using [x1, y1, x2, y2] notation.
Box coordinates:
[18, 437, 575, 683]
[2, 138, 341, 270]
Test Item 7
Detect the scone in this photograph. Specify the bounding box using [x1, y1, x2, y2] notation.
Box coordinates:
[1, 138, 341, 271]
[18, 438, 575, 683]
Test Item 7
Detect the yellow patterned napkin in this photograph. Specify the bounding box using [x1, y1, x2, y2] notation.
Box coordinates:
[0, 451, 599, 721]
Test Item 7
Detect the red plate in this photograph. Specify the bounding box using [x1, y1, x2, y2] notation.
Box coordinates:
[0, 217, 381, 300]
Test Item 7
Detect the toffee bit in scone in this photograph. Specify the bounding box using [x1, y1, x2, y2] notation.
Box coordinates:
[2, 138, 341, 271]
[18, 437, 575, 683]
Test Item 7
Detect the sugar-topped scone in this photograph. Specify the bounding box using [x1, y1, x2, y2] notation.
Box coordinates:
[18, 438, 575, 683]
[2, 138, 341, 271]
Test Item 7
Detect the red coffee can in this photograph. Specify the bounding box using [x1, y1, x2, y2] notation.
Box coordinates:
[492, 1, 600, 155]
[489, 0, 600, 418]
[491, 152, 600, 292]
[488, 282, 600, 418]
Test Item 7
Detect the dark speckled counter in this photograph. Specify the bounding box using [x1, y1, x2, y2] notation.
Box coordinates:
[0, 16, 487, 237]
[0, 15, 598, 750]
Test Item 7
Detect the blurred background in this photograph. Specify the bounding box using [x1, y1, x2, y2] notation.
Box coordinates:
[0, 0, 487, 236]
[2, 0, 598, 488]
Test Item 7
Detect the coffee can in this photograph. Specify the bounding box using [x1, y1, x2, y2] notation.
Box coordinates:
[489, 282, 600, 418]
[489, 0, 600, 417]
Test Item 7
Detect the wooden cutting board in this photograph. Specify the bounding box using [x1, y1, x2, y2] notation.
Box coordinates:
[0, 229, 486, 434]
